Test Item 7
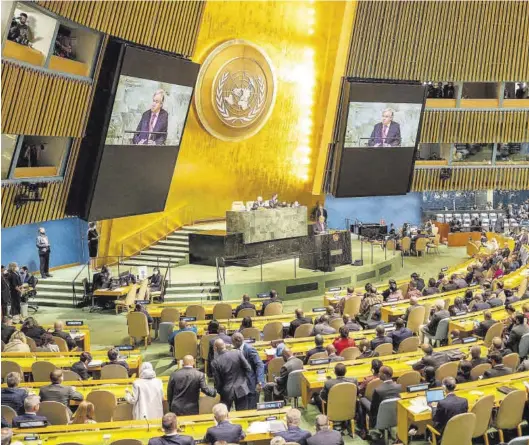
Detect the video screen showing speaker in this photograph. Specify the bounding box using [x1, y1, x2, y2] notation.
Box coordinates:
[331, 80, 426, 198]
[87, 46, 199, 221]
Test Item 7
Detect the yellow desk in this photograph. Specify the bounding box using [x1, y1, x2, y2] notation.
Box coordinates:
[300, 343, 486, 406]
[396, 371, 529, 444]
[1, 350, 142, 373]
[253, 329, 377, 361]
[448, 300, 525, 335]
[94, 286, 133, 297]
[13, 408, 289, 445]
[13, 324, 91, 351]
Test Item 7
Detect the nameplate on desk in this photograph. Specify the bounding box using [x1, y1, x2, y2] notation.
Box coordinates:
[328, 287, 342, 292]
[114, 345, 134, 351]
[257, 401, 284, 410]
[330, 249, 343, 256]
[19, 421, 46, 428]
[256, 293, 270, 298]
[441, 267, 448, 272]
[386, 298, 399, 303]
[407, 383, 429, 393]
[244, 338, 256, 343]
[462, 336, 478, 344]
[180, 317, 196, 322]
[23, 435, 40, 440]
[266, 416, 278, 421]
[311, 358, 331, 366]
[134, 300, 150, 304]
[316, 369, 327, 374]
[66, 320, 83, 326]
[454, 311, 467, 316]
[312, 307, 327, 312]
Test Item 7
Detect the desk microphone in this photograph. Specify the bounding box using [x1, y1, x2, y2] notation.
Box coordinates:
[144, 415, 150, 432]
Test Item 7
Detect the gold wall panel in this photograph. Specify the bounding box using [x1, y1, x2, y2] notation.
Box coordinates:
[37, 0, 205, 57]
[1, 61, 91, 137]
[420, 110, 529, 143]
[411, 167, 529, 192]
[347, 1, 529, 81]
[100, 0, 346, 258]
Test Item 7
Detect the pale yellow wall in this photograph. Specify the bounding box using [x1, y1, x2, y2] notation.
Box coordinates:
[102, 0, 347, 258]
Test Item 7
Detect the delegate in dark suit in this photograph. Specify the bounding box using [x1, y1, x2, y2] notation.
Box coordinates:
[369, 381, 402, 427]
[133, 108, 169, 145]
[368, 121, 401, 147]
[211, 349, 251, 410]
[276, 426, 312, 445]
[239, 341, 265, 409]
[39, 383, 83, 407]
[506, 322, 529, 353]
[167, 366, 216, 415]
[432, 393, 468, 433]
[71, 361, 90, 380]
[52, 330, 76, 350]
[307, 428, 344, 445]
[423, 309, 450, 336]
[289, 314, 313, 337]
[205, 421, 245, 445]
[148, 433, 195, 445]
[1, 387, 27, 415]
[389, 327, 413, 351]
[319, 376, 357, 403]
[473, 319, 496, 338]
[235, 301, 256, 317]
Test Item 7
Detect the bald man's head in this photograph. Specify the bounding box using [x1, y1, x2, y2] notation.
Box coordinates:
[182, 355, 195, 367]
[214, 338, 226, 352]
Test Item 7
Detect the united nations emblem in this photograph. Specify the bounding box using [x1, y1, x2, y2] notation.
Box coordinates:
[195, 40, 276, 141]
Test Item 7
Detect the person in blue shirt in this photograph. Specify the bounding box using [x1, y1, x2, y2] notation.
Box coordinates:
[168, 320, 198, 348]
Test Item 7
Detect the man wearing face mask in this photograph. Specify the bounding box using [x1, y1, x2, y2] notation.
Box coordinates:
[382, 279, 403, 301]
[36, 228, 52, 278]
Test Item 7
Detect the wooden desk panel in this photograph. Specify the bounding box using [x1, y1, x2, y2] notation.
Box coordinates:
[447, 232, 481, 247]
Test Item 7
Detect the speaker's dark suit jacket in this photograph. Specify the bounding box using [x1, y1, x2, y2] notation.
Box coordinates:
[211, 350, 251, 405]
[368, 121, 401, 147]
[205, 421, 245, 445]
[370, 381, 402, 426]
[167, 366, 216, 415]
[275, 426, 312, 445]
[133, 108, 168, 145]
[148, 433, 195, 445]
[432, 393, 468, 433]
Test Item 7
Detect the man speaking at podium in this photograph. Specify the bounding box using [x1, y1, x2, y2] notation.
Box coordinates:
[133, 89, 168, 145]
[313, 216, 328, 235]
[368, 108, 401, 147]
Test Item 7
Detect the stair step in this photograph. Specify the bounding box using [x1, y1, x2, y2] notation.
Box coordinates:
[148, 244, 189, 252]
[165, 285, 219, 292]
[122, 259, 184, 267]
[165, 290, 220, 297]
[35, 291, 73, 300]
[140, 250, 187, 258]
[163, 292, 220, 299]
[35, 285, 76, 294]
[31, 298, 73, 308]
[167, 281, 219, 288]
[157, 239, 189, 247]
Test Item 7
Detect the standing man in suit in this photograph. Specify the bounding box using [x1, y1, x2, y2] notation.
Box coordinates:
[368, 109, 401, 147]
[39, 369, 83, 411]
[167, 355, 216, 415]
[274, 408, 312, 445]
[307, 415, 343, 445]
[369, 366, 402, 428]
[506, 313, 529, 353]
[313, 216, 327, 235]
[289, 308, 313, 337]
[231, 333, 265, 409]
[431, 377, 468, 434]
[148, 413, 195, 445]
[210, 339, 251, 411]
[264, 348, 303, 401]
[133, 89, 169, 145]
[204, 403, 245, 445]
[12, 395, 48, 428]
[36, 227, 52, 278]
[235, 294, 256, 317]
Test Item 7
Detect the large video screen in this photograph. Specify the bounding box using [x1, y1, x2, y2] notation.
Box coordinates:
[333, 81, 426, 198]
[87, 46, 200, 221]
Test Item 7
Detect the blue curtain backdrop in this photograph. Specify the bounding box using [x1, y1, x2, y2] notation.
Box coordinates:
[1, 217, 88, 272]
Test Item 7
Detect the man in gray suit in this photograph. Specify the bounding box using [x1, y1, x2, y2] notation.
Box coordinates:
[506, 313, 529, 354]
[307, 415, 343, 445]
[420, 300, 450, 343]
[167, 355, 216, 415]
[210, 339, 251, 411]
[39, 369, 83, 412]
[264, 347, 303, 401]
[316, 363, 357, 411]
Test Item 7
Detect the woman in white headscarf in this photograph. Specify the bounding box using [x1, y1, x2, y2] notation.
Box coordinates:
[124, 362, 164, 420]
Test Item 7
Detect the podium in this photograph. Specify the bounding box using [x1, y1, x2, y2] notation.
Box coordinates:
[299, 230, 352, 272]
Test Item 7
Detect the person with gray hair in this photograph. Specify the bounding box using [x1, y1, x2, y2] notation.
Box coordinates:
[420, 299, 450, 343]
[367, 108, 401, 147]
[12, 395, 48, 428]
[431, 376, 468, 434]
[147, 412, 194, 445]
[307, 415, 343, 445]
[274, 408, 311, 445]
[133, 89, 168, 145]
[205, 403, 245, 445]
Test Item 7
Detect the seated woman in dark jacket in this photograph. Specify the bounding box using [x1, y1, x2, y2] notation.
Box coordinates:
[21, 317, 46, 345]
[148, 267, 163, 292]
